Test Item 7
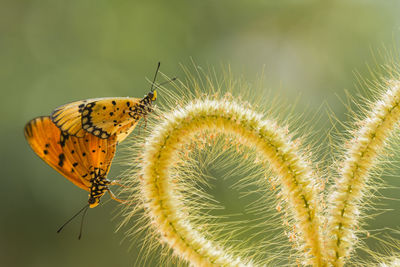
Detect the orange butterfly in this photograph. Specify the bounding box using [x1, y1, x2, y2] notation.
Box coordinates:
[24, 116, 123, 208]
[51, 63, 167, 144]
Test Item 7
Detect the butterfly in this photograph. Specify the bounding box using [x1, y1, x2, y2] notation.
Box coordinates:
[24, 116, 123, 208]
[50, 63, 166, 144]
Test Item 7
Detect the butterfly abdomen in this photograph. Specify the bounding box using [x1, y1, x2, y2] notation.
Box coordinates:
[88, 174, 111, 208]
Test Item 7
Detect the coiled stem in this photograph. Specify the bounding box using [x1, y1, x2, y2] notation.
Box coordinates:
[140, 99, 323, 266]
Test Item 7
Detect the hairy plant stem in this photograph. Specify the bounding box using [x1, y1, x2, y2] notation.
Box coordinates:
[141, 99, 324, 266]
[327, 81, 400, 266]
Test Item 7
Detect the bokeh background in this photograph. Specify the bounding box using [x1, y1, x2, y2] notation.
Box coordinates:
[2, 1, 400, 266]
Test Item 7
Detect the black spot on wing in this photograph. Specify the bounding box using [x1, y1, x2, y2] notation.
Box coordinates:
[58, 153, 65, 167]
[59, 132, 69, 147]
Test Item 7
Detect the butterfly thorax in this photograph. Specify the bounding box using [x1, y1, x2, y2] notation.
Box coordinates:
[128, 90, 156, 120]
[88, 174, 110, 208]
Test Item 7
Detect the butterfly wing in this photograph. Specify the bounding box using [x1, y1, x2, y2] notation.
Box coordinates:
[64, 129, 117, 180]
[114, 120, 139, 144]
[24, 116, 117, 191]
[51, 99, 93, 138]
[79, 97, 140, 139]
[25, 116, 89, 190]
[51, 97, 141, 142]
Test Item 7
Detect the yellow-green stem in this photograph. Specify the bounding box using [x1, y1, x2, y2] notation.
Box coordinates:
[141, 99, 324, 266]
[326, 81, 400, 266]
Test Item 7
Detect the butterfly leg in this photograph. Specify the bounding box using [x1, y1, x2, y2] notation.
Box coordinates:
[137, 119, 144, 135]
[109, 180, 127, 188]
[107, 189, 127, 204]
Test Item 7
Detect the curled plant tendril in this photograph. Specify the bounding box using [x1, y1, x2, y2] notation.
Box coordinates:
[123, 78, 400, 266]
[140, 99, 322, 266]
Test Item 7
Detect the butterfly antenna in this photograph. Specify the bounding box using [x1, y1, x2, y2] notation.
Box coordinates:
[149, 77, 177, 94]
[156, 77, 177, 88]
[150, 62, 161, 92]
[78, 205, 89, 240]
[57, 204, 89, 235]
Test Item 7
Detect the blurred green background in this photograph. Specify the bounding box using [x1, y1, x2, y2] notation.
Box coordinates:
[2, 0, 400, 266]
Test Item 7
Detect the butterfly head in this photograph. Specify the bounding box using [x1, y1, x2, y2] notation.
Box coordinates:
[147, 90, 157, 102]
